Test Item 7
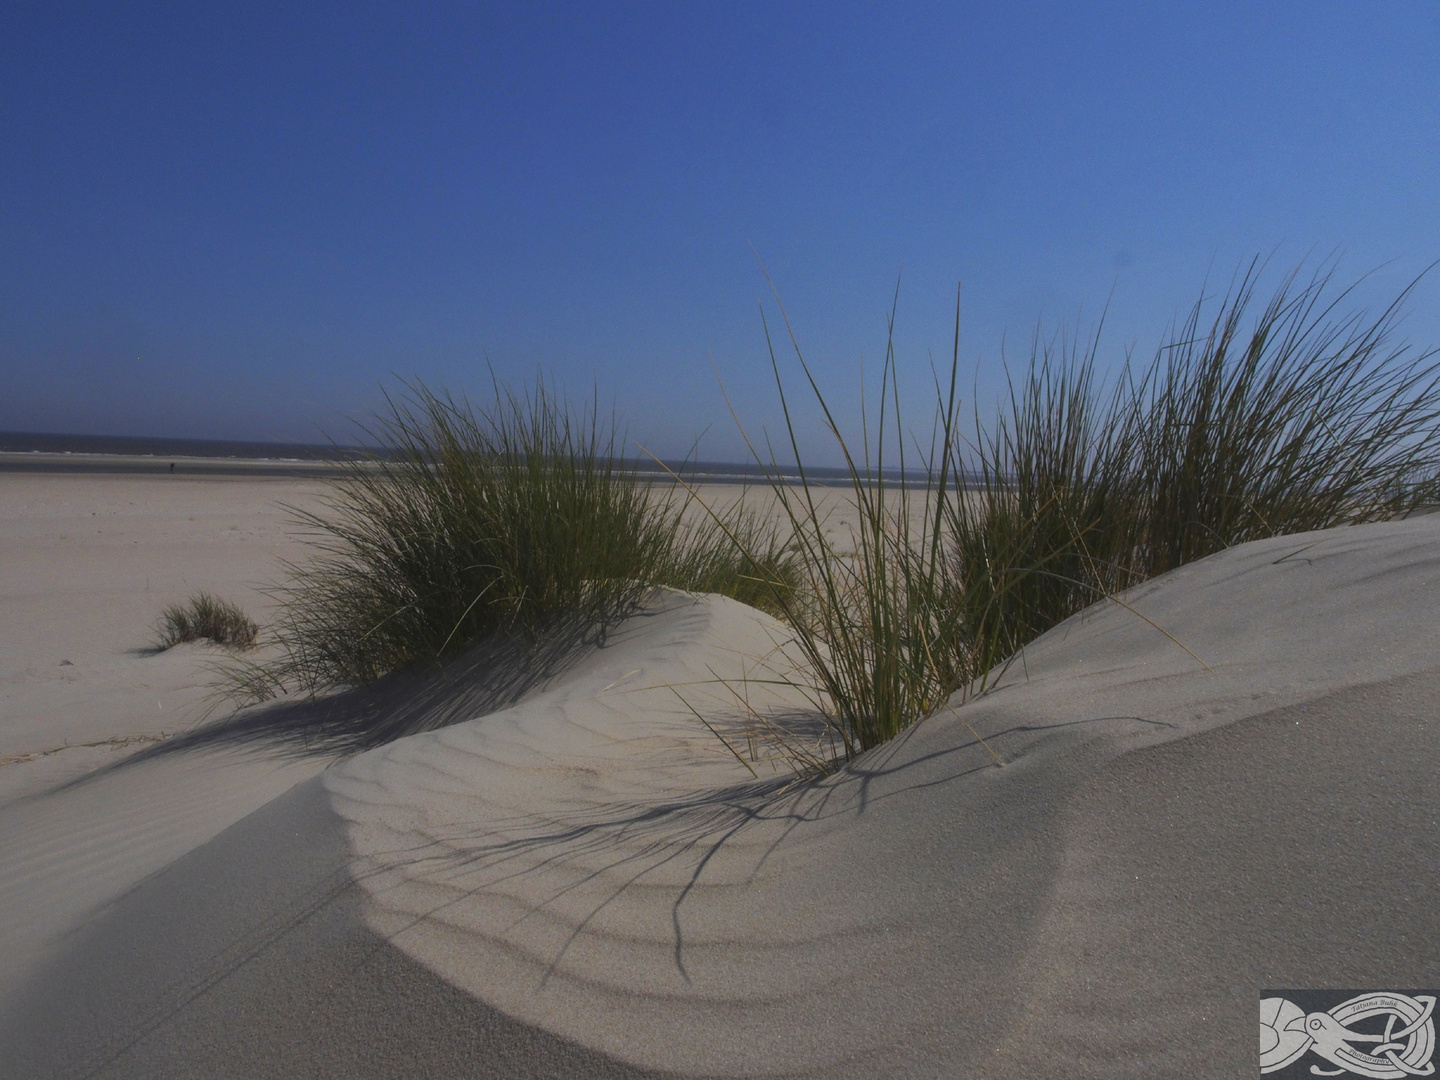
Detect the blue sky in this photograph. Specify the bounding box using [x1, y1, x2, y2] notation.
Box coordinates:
[3, 2, 1438, 462]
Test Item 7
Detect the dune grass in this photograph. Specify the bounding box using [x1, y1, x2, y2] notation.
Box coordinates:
[718, 257, 1440, 769]
[951, 258, 1440, 671]
[696, 278, 969, 769]
[221, 258, 1440, 770]
[229, 375, 800, 701]
[155, 593, 259, 650]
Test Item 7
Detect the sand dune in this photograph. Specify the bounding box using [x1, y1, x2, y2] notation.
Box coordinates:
[3, 479, 1438, 1077]
[325, 517, 1440, 1076]
[0, 474, 336, 1001]
[0, 745, 329, 1005]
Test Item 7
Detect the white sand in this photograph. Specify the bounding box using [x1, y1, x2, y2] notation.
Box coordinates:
[0, 473, 335, 997]
[2, 469, 1438, 1077]
[0, 472, 328, 763]
[325, 517, 1440, 1076]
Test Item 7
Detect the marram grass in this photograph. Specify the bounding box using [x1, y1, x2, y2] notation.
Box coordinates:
[701, 273, 970, 769]
[723, 257, 1440, 771]
[155, 593, 258, 650]
[221, 258, 1440, 771]
[951, 257, 1440, 668]
[228, 375, 800, 701]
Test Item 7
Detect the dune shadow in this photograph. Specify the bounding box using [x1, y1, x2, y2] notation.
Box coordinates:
[347, 706, 1085, 983]
[192, 619, 603, 755]
[43, 619, 604, 795]
[368, 708, 1177, 981]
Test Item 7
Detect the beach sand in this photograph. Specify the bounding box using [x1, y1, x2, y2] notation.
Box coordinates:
[2, 468, 1437, 1077]
[0, 472, 340, 1006]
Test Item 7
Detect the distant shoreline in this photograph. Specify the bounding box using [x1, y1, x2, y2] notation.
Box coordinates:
[0, 431, 945, 486]
[0, 430, 363, 461]
[0, 451, 943, 486]
[0, 452, 360, 478]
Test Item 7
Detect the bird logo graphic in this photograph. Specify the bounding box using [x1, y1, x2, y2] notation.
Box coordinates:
[1261, 992, 1435, 1077]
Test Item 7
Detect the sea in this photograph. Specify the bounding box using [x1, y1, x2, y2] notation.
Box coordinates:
[0, 430, 942, 486]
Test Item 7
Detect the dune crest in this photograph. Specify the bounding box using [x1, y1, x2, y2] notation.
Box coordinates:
[328, 517, 1440, 1076]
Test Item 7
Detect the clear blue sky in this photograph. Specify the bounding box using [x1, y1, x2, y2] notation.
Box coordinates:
[3, 2, 1438, 463]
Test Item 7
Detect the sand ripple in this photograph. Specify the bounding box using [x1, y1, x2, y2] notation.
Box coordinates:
[328, 519, 1440, 1076]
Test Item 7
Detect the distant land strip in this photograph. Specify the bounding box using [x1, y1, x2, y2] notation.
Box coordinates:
[0, 431, 959, 486]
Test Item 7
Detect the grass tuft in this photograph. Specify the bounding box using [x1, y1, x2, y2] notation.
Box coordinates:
[230, 373, 799, 701]
[155, 593, 259, 650]
[951, 257, 1440, 670]
[721, 256, 1440, 770]
[699, 272, 968, 767]
[218, 257, 1440, 770]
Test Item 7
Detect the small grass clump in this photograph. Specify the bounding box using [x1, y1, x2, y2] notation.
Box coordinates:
[233, 374, 799, 701]
[155, 593, 259, 650]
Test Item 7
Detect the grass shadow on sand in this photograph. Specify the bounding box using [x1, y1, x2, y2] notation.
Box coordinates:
[334, 707, 1176, 987]
[31, 619, 604, 799]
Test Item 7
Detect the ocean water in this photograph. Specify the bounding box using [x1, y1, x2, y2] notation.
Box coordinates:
[0, 430, 938, 486]
[0, 431, 355, 461]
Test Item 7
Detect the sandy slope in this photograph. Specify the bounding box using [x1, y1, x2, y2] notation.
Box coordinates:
[3, 513, 1437, 1078]
[322, 517, 1440, 1076]
[0, 473, 337, 999]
